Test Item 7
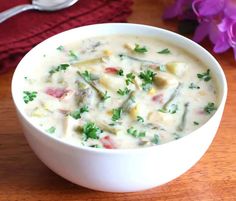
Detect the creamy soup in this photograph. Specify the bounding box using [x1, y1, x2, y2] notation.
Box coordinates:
[23, 35, 218, 149]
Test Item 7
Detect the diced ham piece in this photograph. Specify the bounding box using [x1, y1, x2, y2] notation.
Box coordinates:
[105, 67, 118, 74]
[152, 94, 164, 103]
[100, 135, 116, 149]
[45, 87, 70, 99]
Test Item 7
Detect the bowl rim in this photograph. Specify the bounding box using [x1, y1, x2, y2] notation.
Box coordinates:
[11, 23, 228, 154]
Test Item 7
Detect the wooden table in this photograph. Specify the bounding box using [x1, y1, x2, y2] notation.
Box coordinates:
[0, 0, 235, 200]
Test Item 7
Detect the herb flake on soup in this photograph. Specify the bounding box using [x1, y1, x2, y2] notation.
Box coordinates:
[23, 35, 218, 149]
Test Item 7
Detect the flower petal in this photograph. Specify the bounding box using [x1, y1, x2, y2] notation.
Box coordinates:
[224, 0, 236, 20]
[213, 33, 231, 53]
[193, 21, 210, 42]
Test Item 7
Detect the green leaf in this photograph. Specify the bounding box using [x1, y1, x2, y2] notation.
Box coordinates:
[23, 91, 37, 104]
[151, 134, 159, 144]
[117, 69, 124, 76]
[117, 87, 131, 96]
[49, 64, 70, 75]
[125, 73, 135, 85]
[189, 82, 200, 89]
[158, 104, 178, 114]
[46, 126, 56, 134]
[157, 48, 171, 54]
[197, 69, 211, 82]
[70, 106, 89, 119]
[112, 108, 122, 121]
[83, 122, 102, 140]
[101, 91, 111, 101]
[57, 45, 65, 51]
[204, 102, 217, 114]
[193, 121, 199, 125]
[139, 69, 156, 91]
[81, 70, 92, 82]
[68, 50, 79, 60]
[137, 116, 144, 123]
[134, 44, 148, 53]
[127, 127, 146, 138]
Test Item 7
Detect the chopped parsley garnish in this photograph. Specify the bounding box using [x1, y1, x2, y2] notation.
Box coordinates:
[204, 102, 217, 114]
[157, 48, 171, 54]
[82, 122, 103, 140]
[197, 69, 211, 81]
[112, 108, 122, 121]
[117, 87, 131, 96]
[134, 44, 148, 53]
[125, 73, 135, 85]
[159, 104, 178, 114]
[23, 91, 37, 104]
[80, 70, 92, 82]
[127, 127, 146, 138]
[49, 64, 70, 75]
[189, 82, 200, 89]
[158, 65, 166, 72]
[151, 134, 159, 144]
[139, 70, 156, 91]
[137, 116, 144, 123]
[68, 50, 79, 60]
[57, 45, 65, 51]
[193, 121, 199, 125]
[117, 69, 124, 76]
[101, 91, 110, 101]
[69, 106, 89, 119]
[46, 126, 56, 134]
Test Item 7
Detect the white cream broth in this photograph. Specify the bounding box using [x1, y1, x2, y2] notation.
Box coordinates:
[23, 35, 218, 149]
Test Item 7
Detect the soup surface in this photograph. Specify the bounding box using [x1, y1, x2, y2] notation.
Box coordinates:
[23, 35, 218, 149]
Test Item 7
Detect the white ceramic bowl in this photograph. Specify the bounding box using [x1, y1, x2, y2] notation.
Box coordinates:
[11, 23, 227, 192]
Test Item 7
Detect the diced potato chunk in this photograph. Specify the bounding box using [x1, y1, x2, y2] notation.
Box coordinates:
[99, 74, 125, 92]
[148, 111, 174, 125]
[153, 72, 179, 89]
[129, 104, 140, 120]
[166, 62, 188, 77]
[103, 50, 112, 56]
[124, 43, 135, 51]
[31, 107, 48, 117]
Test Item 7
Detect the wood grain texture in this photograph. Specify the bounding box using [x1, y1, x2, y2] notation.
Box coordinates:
[0, 0, 235, 200]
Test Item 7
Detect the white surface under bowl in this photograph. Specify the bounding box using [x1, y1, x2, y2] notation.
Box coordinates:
[11, 23, 227, 192]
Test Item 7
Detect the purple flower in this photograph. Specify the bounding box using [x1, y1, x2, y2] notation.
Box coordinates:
[163, 0, 236, 60]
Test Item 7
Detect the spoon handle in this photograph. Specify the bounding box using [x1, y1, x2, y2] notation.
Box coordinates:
[0, 4, 37, 24]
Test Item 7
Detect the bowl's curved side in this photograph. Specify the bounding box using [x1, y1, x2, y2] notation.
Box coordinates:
[11, 23, 227, 192]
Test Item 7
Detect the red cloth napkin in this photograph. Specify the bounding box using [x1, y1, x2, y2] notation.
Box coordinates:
[0, 0, 133, 73]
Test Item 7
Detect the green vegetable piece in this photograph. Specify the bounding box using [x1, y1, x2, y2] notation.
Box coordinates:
[117, 87, 131, 96]
[137, 116, 144, 123]
[23, 91, 37, 104]
[46, 127, 56, 134]
[125, 73, 135, 85]
[197, 69, 211, 81]
[127, 127, 146, 138]
[204, 102, 217, 114]
[83, 122, 103, 140]
[68, 50, 79, 60]
[117, 69, 124, 76]
[112, 108, 122, 121]
[159, 104, 178, 114]
[189, 82, 200, 89]
[70, 106, 89, 119]
[139, 69, 156, 91]
[193, 121, 199, 125]
[57, 45, 65, 51]
[158, 65, 167, 72]
[157, 48, 171, 54]
[49, 64, 70, 75]
[101, 91, 110, 101]
[134, 44, 148, 53]
[151, 134, 159, 144]
[81, 70, 92, 82]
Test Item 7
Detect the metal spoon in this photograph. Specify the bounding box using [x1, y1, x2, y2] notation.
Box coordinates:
[0, 0, 79, 23]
